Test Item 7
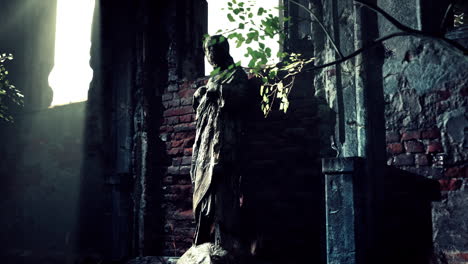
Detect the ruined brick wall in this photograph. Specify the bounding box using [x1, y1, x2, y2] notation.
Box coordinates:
[158, 79, 203, 256]
[157, 75, 334, 263]
[383, 39, 468, 263]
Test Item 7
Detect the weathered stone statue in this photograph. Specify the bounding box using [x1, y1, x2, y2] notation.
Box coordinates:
[178, 35, 249, 264]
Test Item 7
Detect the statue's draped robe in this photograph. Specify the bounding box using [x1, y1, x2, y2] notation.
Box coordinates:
[191, 67, 249, 248]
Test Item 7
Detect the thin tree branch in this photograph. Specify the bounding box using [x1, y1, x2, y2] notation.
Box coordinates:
[440, 3, 454, 31]
[354, 0, 468, 55]
[303, 32, 411, 72]
[289, 0, 344, 59]
[300, 0, 468, 72]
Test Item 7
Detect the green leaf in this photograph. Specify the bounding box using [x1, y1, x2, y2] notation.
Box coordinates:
[239, 23, 245, 29]
[219, 36, 226, 43]
[257, 7, 265, 16]
[227, 13, 235, 22]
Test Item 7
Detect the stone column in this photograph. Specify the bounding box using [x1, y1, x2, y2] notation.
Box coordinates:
[322, 157, 366, 264]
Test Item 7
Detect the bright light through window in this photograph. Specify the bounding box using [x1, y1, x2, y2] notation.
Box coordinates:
[49, 0, 95, 107]
[206, 0, 280, 75]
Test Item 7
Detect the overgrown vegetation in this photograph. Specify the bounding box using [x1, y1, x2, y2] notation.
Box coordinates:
[206, 0, 467, 117]
[0, 53, 23, 122]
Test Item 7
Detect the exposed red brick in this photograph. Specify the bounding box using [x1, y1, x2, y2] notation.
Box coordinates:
[163, 176, 173, 185]
[415, 154, 430, 166]
[184, 148, 193, 156]
[427, 141, 444, 153]
[163, 106, 194, 117]
[421, 128, 440, 139]
[386, 131, 400, 143]
[183, 136, 196, 148]
[401, 130, 420, 141]
[173, 132, 190, 140]
[168, 148, 184, 156]
[436, 90, 450, 101]
[174, 210, 194, 220]
[444, 167, 464, 178]
[456, 252, 468, 261]
[178, 88, 196, 99]
[179, 114, 193, 123]
[439, 179, 462, 191]
[326, 68, 336, 77]
[404, 140, 425, 153]
[174, 123, 196, 132]
[165, 116, 179, 125]
[387, 143, 404, 154]
[461, 86, 468, 96]
[171, 140, 184, 148]
[179, 81, 193, 90]
[160, 125, 174, 133]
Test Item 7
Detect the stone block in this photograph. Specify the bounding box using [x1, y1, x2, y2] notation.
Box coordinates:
[444, 166, 466, 178]
[386, 131, 400, 143]
[178, 88, 196, 99]
[387, 143, 404, 154]
[172, 140, 184, 148]
[401, 130, 420, 141]
[165, 116, 179, 125]
[174, 123, 196, 132]
[183, 136, 195, 148]
[427, 141, 444, 153]
[394, 153, 415, 166]
[168, 148, 184, 156]
[179, 114, 193, 123]
[167, 166, 180, 175]
[163, 106, 194, 117]
[184, 148, 193, 156]
[168, 83, 179, 92]
[415, 154, 430, 166]
[438, 179, 462, 191]
[162, 93, 174, 101]
[181, 156, 192, 166]
[179, 166, 191, 175]
[404, 140, 425, 153]
[421, 128, 441, 139]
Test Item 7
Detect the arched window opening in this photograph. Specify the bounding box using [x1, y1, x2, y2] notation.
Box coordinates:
[48, 0, 95, 107]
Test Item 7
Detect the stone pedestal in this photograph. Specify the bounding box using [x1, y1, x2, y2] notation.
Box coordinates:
[322, 157, 365, 264]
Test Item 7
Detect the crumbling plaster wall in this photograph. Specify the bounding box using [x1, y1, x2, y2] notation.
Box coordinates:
[312, 0, 467, 262]
[377, 2, 468, 263]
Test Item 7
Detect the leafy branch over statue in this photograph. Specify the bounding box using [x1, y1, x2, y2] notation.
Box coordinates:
[0, 53, 23, 122]
[206, 0, 467, 117]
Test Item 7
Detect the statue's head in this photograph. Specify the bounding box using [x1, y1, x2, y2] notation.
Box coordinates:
[203, 35, 234, 70]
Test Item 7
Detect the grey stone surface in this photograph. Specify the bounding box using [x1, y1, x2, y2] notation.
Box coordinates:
[127, 256, 179, 264]
[177, 243, 234, 264]
[432, 190, 468, 251]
